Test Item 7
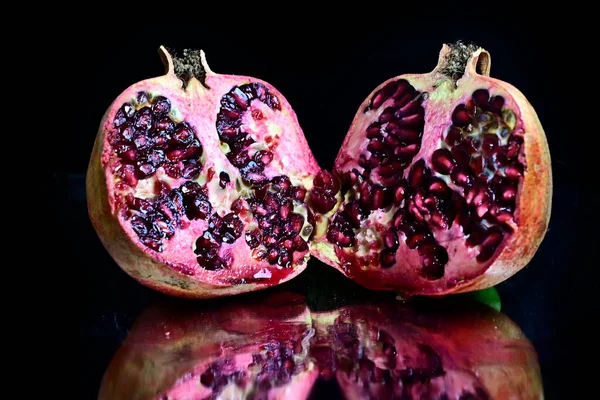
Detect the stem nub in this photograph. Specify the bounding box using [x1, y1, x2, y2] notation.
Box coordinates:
[160, 46, 210, 89]
[436, 40, 491, 81]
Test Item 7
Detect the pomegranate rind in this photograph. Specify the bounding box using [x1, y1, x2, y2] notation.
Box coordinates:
[311, 45, 552, 296]
[87, 47, 320, 298]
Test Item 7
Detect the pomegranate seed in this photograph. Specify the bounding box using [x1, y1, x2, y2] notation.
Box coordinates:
[452, 104, 471, 126]
[504, 163, 523, 180]
[380, 249, 397, 268]
[342, 202, 363, 228]
[419, 244, 448, 279]
[406, 232, 432, 250]
[430, 211, 448, 229]
[428, 178, 449, 198]
[141, 237, 162, 252]
[472, 89, 490, 107]
[394, 92, 413, 109]
[481, 134, 499, 156]
[383, 230, 399, 250]
[445, 126, 463, 146]
[394, 143, 420, 158]
[229, 150, 250, 167]
[326, 225, 354, 247]
[120, 122, 135, 141]
[409, 159, 429, 189]
[394, 99, 421, 119]
[114, 104, 131, 127]
[133, 133, 151, 151]
[266, 93, 281, 110]
[130, 216, 149, 236]
[277, 248, 291, 267]
[150, 130, 170, 148]
[145, 149, 165, 166]
[451, 166, 473, 187]
[219, 172, 230, 189]
[153, 116, 175, 131]
[230, 87, 249, 110]
[287, 213, 304, 233]
[223, 213, 243, 240]
[371, 90, 386, 110]
[383, 133, 401, 148]
[172, 123, 194, 145]
[181, 160, 201, 179]
[358, 154, 371, 169]
[267, 248, 279, 264]
[136, 91, 149, 104]
[292, 235, 308, 251]
[163, 162, 182, 178]
[506, 137, 523, 158]
[254, 150, 273, 166]
[272, 175, 292, 194]
[379, 107, 395, 123]
[134, 107, 153, 131]
[488, 95, 505, 113]
[366, 122, 381, 138]
[309, 190, 337, 214]
[394, 185, 407, 204]
[279, 201, 292, 219]
[398, 108, 425, 127]
[470, 155, 484, 176]
[431, 148, 456, 175]
[185, 193, 212, 220]
[292, 186, 307, 202]
[152, 96, 171, 114]
[500, 185, 517, 203]
[391, 128, 420, 143]
[371, 185, 390, 210]
[245, 230, 261, 248]
[378, 162, 402, 178]
[136, 163, 156, 178]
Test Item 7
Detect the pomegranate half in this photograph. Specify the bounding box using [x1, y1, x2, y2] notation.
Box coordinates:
[87, 47, 321, 298]
[311, 42, 552, 295]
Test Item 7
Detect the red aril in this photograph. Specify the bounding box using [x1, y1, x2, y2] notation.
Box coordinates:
[87, 47, 320, 298]
[310, 42, 552, 296]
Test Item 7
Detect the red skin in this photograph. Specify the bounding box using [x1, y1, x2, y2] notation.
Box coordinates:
[311, 45, 552, 296]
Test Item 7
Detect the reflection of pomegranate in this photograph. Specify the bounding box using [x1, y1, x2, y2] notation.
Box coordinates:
[98, 293, 543, 399]
[311, 42, 552, 295]
[87, 47, 320, 298]
[98, 293, 318, 400]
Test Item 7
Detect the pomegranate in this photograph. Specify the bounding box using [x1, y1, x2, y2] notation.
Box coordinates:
[98, 293, 543, 399]
[87, 47, 320, 298]
[310, 42, 552, 295]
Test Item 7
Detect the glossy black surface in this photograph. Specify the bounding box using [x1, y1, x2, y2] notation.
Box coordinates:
[66, 20, 588, 399]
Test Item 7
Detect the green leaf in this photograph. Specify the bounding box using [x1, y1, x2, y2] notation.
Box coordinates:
[468, 287, 501, 311]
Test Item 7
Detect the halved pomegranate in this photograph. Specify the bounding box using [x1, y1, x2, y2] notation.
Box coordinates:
[87, 47, 320, 298]
[98, 293, 543, 399]
[310, 42, 552, 295]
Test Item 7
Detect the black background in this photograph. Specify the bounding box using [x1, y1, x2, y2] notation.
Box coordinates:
[67, 16, 589, 399]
